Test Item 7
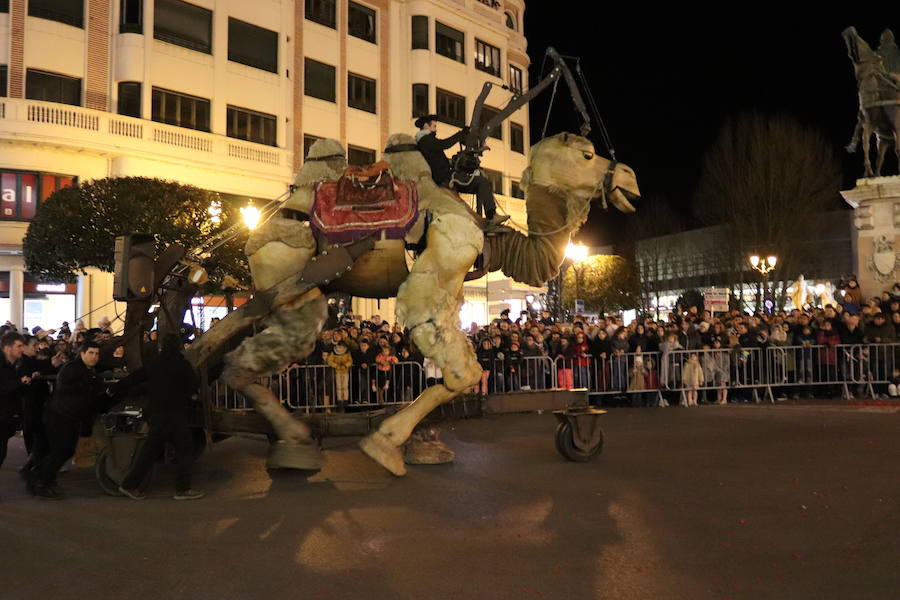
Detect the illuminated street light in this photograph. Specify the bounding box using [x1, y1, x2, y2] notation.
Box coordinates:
[566, 242, 588, 262]
[241, 203, 261, 230]
[749, 254, 777, 275]
[749, 253, 777, 312]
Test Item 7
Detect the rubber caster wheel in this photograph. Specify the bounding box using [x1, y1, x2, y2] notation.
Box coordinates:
[555, 421, 603, 462]
[95, 446, 153, 496]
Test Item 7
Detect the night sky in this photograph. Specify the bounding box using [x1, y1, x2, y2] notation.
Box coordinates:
[523, 9, 890, 248]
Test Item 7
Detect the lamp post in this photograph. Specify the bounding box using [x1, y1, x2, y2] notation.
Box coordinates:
[749, 254, 777, 312]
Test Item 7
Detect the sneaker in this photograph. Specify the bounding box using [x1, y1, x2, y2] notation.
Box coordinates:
[118, 486, 146, 500]
[174, 489, 205, 501]
[487, 214, 510, 225]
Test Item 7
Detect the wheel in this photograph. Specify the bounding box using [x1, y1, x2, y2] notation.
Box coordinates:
[555, 421, 603, 462]
[95, 448, 122, 496]
[94, 444, 154, 496]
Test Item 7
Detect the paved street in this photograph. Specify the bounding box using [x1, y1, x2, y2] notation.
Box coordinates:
[2, 404, 899, 600]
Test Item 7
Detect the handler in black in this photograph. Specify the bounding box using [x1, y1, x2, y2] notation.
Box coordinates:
[117, 335, 204, 501]
[0, 332, 29, 486]
[414, 114, 509, 226]
[33, 341, 111, 500]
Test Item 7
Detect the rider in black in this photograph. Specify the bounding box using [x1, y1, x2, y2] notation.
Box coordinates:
[414, 114, 508, 226]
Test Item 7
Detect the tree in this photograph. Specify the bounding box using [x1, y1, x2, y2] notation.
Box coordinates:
[629, 195, 686, 317]
[561, 255, 640, 315]
[24, 177, 250, 289]
[694, 113, 842, 311]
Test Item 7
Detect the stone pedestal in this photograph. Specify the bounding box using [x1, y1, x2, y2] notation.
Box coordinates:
[841, 176, 900, 299]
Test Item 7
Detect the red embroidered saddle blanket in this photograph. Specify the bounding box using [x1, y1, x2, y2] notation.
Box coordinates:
[310, 163, 419, 244]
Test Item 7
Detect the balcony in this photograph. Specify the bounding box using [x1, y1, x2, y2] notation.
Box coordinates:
[0, 98, 292, 180]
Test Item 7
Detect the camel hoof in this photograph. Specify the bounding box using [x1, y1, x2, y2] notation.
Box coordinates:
[404, 439, 455, 465]
[359, 431, 407, 476]
[266, 441, 325, 471]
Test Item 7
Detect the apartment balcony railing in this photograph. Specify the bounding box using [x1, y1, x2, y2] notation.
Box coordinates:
[0, 98, 291, 178]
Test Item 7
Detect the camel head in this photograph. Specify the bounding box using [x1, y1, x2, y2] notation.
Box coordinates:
[521, 132, 639, 214]
[293, 138, 347, 187]
[382, 133, 434, 183]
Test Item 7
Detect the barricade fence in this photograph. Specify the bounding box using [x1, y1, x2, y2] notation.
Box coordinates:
[210, 361, 425, 412]
[208, 344, 900, 412]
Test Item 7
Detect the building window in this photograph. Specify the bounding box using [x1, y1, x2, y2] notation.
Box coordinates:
[29, 0, 83, 28]
[120, 0, 142, 34]
[0, 66, 6, 98]
[412, 83, 428, 118]
[411, 15, 428, 50]
[510, 180, 525, 199]
[117, 81, 141, 118]
[435, 22, 464, 64]
[510, 122, 524, 153]
[305, 0, 336, 29]
[1, 170, 75, 221]
[348, 2, 375, 43]
[475, 39, 501, 77]
[303, 134, 322, 161]
[228, 18, 278, 73]
[483, 168, 503, 195]
[151, 87, 210, 132]
[0, 1, 7, 12]
[26, 70, 81, 106]
[348, 73, 376, 114]
[304, 59, 336, 102]
[154, 0, 212, 54]
[480, 106, 502, 140]
[504, 11, 517, 31]
[227, 105, 277, 147]
[436, 89, 466, 128]
[348, 145, 376, 167]
[509, 65, 524, 95]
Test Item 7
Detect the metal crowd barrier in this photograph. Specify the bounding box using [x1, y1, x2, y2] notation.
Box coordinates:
[209, 344, 900, 412]
[210, 361, 425, 412]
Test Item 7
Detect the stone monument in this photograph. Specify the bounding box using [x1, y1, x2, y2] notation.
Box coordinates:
[841, 28, 900, 295]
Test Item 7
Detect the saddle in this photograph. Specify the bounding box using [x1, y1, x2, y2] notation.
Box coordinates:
[310, 163, 419, 244]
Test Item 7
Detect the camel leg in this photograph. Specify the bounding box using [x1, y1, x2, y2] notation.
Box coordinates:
[360, 214, 483, 475]
[222, 288, 328, 468]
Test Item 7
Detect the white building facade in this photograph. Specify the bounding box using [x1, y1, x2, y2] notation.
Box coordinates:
[0, 0, 536, 332]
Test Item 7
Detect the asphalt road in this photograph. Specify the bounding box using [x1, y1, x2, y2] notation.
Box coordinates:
[2, 404, 899, 600]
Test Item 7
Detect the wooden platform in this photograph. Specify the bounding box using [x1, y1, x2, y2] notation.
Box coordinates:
[481, 388, 589, 415]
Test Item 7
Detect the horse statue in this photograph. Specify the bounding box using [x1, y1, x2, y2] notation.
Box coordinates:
[187, 132, 639, 475]
[844, 27, 900, 177]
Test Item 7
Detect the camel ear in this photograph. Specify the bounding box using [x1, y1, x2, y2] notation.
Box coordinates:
[520, 167, 533, 191]
[561, 133, 569, 144]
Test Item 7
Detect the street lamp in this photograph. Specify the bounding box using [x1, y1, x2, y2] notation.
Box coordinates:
[240, 202, 261, 230]
[749, 254, 777, 312]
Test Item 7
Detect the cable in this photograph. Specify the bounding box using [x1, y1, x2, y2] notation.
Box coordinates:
[541, 77, 559, 140]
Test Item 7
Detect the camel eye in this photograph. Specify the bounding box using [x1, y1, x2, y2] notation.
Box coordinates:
[582, 152, 593, 160]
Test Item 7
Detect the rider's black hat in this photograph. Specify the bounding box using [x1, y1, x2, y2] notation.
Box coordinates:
[414, 114, 439, 129]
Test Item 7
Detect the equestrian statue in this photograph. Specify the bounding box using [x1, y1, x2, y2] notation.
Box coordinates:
[844, 27, 900, 177]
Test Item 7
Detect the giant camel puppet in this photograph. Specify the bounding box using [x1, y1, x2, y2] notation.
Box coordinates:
[187, 132, 639, 475]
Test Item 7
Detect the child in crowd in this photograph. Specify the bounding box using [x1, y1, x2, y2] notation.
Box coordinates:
[889, 368, 900, 398]
[374, 345, 399, 404]
[326, 342, 353, 410]
[476, 338, 496, 396]
[681, 352, 704, 407]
